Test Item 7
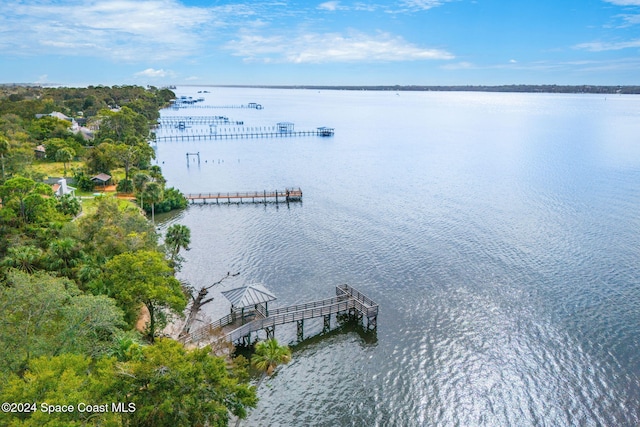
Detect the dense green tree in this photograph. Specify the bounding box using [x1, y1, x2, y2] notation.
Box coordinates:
[44, 137, 83, 164]
[0, 121, 33, 179]
[44, 237, 84, 279]
[116, 178, 133, 193]
[29, 115, 71, 141]
[76, 196, 157, 259]
[0, 271, 124, 375]
[55, 193, 81, 217]
[0, 135, 8, 181]
[96, 106, 149, 142]
[71, 168, 95, 192]
[112, 143, 137, 180]
[117, 339, 257, 427]
[85, 141, 116, 174]
[108, 330, 145, 362]
[0, 354, 121, 427]
[0, 176, 56, 224]
[102, 250, 186, 341]
[152, 187, 188, 214]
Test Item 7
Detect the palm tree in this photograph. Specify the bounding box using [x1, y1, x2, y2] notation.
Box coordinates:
[45, 237, 83, 278]
[251, 339, 292, 381]
[1, 245, 43, 274]
[165, 224, 191, 263]
[234, 339, 291, 427]
[142, 181, 163, 224]
[133, 172, 151, 210]
[55, 147, 75, 176]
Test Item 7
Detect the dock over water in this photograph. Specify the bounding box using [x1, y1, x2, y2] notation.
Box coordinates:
[181, 284, 378, 346]
[154, 127, 333, 142]
[169, 103, 263, 110]
[186, 188, 302, 204]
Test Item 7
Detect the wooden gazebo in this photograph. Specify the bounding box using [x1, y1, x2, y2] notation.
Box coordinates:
[91, 173, 111, 189]
[221, 283, 276, 324]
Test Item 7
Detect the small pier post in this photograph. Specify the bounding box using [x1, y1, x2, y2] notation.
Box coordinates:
[297, 320, 304, 341]
[323, 314, 331, 333]
[241, 332, 251, 347]
[265, 326, 275, 340]
[367, 315, 377, 331]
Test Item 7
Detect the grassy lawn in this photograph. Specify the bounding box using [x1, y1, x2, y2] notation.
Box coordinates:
[27, 160, 84, 178]
[28, 161, 127, 182]
[79, 193, 139, 216]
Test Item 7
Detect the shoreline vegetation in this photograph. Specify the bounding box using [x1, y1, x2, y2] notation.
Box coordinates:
[3, 83, 640, 94]
[186, 84, 640, 94]
[0, 85, 261, 426]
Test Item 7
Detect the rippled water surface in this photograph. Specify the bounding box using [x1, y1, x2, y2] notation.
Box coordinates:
[156, 88, 640, 426]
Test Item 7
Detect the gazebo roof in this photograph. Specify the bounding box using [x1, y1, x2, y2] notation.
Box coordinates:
[221, 283, 276, 308]
[91, 173, 111, 182]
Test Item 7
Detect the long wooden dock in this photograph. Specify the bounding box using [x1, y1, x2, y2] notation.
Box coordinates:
[182, 285, 378, 346]
[157, 116, 244, 127]
[169, 103, 263, 110]
[186, 188, 302, 204]
[154, 128, 333, 142]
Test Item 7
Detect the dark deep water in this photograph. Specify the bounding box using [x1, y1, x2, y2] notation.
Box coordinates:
[156, 88, 640, 426]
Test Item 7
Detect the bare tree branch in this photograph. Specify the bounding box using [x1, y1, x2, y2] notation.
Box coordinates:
[179, 272, 239, 338]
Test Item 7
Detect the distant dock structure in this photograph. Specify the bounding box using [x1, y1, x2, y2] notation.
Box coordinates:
[169, 102, 263, 110]
[154, 122, 334, 142]
[157, 116, 244, 127]
[186, 188, 302, 204]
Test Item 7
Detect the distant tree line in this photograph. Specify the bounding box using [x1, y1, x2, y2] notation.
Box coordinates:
[216, 84, 640, 94]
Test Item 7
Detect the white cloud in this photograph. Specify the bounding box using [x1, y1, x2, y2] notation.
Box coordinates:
[0, 0, 221, 61]
[317, 1, 378, 12]
[441, 61, 474, 70]
[399, 0, 453, 11]
[603, 0, 640, 5]
[135, 68, 173, 78]
[318, 1, 343, 11]
[226, 30, 454, 63]
[574, 39, 640, 51]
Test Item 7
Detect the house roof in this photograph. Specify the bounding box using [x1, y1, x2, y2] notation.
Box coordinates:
[34, 145, 46, 152]
[221, 283, 276, 308]
[91, 173, 111, 182]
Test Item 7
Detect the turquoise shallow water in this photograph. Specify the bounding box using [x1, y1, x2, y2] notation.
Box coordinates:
[156, 88, 640, 426]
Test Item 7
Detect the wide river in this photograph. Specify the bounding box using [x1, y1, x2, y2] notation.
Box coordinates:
[155, 87, 640, 426]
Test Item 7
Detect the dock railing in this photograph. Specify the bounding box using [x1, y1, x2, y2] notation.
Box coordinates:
[182, 284, 378, 345]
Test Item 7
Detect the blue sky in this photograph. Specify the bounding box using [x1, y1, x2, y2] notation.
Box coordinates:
[1, 0, 639, 86]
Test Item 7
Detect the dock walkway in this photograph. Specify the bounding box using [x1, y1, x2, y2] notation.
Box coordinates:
[157, 116, 244, 127]
[186, 188, 302, 204]
[154, 128, 333, 142]
[182, 285, 378, 345]
[169, 103, 263, 110]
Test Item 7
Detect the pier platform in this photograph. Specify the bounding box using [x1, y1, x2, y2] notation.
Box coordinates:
[181, 285, 378, 346]
[186, 188, 302, 204]
[154, 127, 334, 142]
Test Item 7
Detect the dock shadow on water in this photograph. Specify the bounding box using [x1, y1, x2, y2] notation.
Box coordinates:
[234, 317, 378, 361]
